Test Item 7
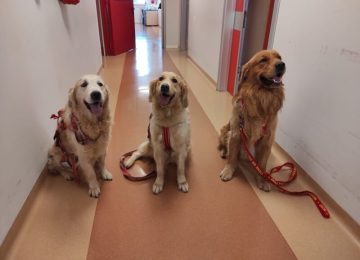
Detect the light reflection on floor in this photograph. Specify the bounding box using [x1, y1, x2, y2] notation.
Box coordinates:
[134, 25, 161, 80]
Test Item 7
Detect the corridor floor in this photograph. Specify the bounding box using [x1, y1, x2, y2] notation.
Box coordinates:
[1, 25, 359, 260]
[86, 26, 295, 259]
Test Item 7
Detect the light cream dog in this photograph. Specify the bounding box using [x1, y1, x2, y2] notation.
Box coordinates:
[47, 74, 112, 198]
[125, 72, 191, 194]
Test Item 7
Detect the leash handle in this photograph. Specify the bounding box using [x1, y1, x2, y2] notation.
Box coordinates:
[119, 150, 157, 181]
[240, 128, 330, 218]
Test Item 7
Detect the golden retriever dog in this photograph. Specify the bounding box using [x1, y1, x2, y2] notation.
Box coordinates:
[124, 71, 191, 194]
[218, 50, 286, 191]
[47, 75, 112, 198]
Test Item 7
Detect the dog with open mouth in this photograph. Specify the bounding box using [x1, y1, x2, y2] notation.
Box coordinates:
[47, 74, 112, 198]
[124, 71, 191, 194]
[218, 50, 286, 191]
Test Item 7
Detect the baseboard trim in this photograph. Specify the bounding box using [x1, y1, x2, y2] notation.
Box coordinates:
[186, 54, 217, 87]
[273, 143, 360, 243]
[97, 61, 104, 75]
[0, 168, 47, 257]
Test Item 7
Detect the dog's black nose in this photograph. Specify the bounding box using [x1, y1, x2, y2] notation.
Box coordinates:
[160, 84, 169, 93]
[91, 91, 102, 102]
[275, 62, 286, 73]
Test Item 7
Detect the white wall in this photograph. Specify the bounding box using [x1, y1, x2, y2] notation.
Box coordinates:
[134, 4, 145, 24]
[0, 0, 102, 244]
[273, 0, 360, 223]
[164, 0, 181, 48]
[188, 0, 225, 82]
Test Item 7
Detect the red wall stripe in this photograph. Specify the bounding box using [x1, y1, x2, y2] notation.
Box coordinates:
[227, 0, 244, 94]
[235, 0, 244, 12]
[263, 0, 275, 49]
[227, 30, 241, 95]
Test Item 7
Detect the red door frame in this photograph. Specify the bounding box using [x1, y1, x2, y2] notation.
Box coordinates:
[226, 0, 245, 95]
[226, 0, 276, 95]
[97, 0, 136, 56]
[263, 0, 275, 49]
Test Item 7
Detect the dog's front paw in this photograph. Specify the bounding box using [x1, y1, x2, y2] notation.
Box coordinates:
[178, 181, 189, 193]
[256, 177, 271, 192]
[60, 171, 74, 181]
[124, 157, 136, 168]
[220, 166, 234, 181]
[64, 174, 74, 181]
[152, 179, 164, 195]
[101, 169, 113, 181]
[89, 186, 101, 198]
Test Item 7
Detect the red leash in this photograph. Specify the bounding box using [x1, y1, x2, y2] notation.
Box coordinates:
[119, 150, 156, 181]
[120, 116, 172, 181]
[239, 128, 330, 218]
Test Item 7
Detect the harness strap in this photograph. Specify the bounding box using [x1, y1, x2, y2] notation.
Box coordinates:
[50, 110, 81, 182]
[162, 127, 171, 150]
[239, 128, 330, 218]
[147, 114, 172, 150]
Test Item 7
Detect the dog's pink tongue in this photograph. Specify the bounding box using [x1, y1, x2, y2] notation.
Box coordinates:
[159, 95, 171, 106]
[89, 103, 103, 116]
[272, 76, 283, 84]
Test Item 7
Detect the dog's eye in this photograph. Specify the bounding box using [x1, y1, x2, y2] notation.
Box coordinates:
[97, 81, 104, 87]
[171, 78, 178, 83]
[159, 76, 164, 81]
[260, 57, 268, 63]
[80, 80, 88, 88]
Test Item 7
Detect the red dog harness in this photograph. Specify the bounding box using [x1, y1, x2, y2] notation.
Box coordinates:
[238, 99, 330, 218]
[161, 127, 171, 150]
[50, 110, 95, 181]
[147, 114, 172, 150]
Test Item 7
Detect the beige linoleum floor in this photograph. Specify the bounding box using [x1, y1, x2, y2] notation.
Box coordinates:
[167, 49, 360, 260]
[1, 25, 359, 260]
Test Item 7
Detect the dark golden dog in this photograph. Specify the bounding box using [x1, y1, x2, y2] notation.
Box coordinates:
[218, 50, 286, 191]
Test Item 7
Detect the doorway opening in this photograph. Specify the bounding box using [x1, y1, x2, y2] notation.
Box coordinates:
[218, 0, 280, 95]
[96, 0, 163, 57]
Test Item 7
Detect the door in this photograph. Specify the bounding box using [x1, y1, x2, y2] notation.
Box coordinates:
[217, 0, 248, 95]
[227, 0, 248, 95]
[179, 0, 189, 51]
[218, 0, 278, 95]
[98, 0, 135, 56]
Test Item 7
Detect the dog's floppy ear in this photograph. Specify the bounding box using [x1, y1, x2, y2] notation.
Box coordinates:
[179, 79, 189, 108]
[148, 79, 158, 103]
[68, 86, 78, 108]
[103, 84, 110, 108]
[239, 62, 250, 84]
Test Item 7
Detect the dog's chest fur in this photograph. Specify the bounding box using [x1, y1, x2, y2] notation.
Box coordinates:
[60, 109, 110, 162]
[232, 83, 284, 144]
[150, 110, 190, 159]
